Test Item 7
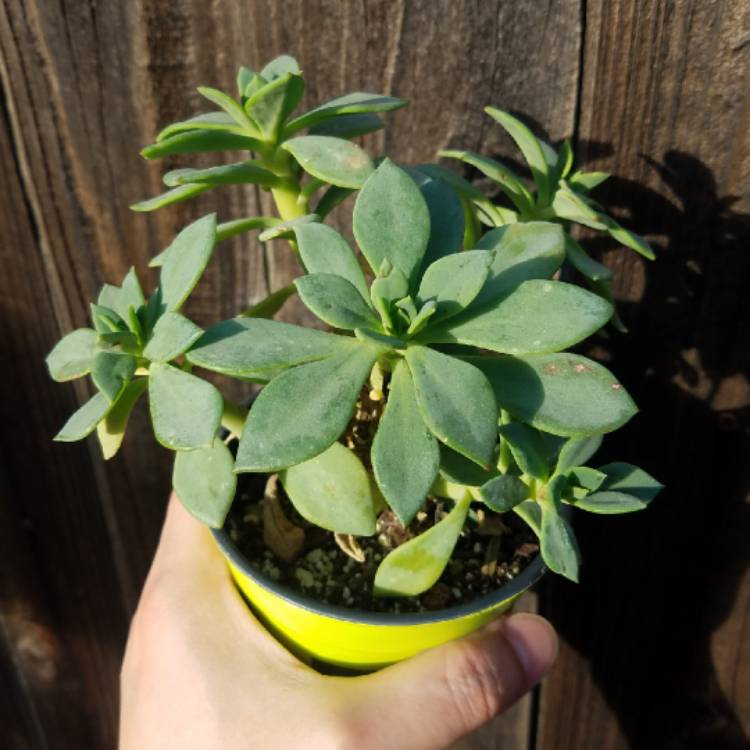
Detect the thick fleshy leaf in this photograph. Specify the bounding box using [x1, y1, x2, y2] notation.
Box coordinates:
[314, 184, 354, 218]
[172, 439, 237, 528]
[280, 442, 376, 535]
[568, 171, 610, 192]
[540, 475, 580, 581]
[143, 311, 203, 363]
[425, 280, 612, 355]
[497, 422, 549, 481]
[142, 129, 262, 159]
[480, 474, 529, 513]
[170, 161, 280, 188]
[566, 466, 607, 493]
[371, 360, 439, 525]
[285, 92, 406, 134]
[160, 214, 217, 312]
[405, 168, 465, 267]
[148, 362, 222, 450]
[130, 184, 212, 212]
[439, 149, 533, 212]
[551, 182, 607, 229]
[414, 163, 485, 200]
[235, 345, 380, 472]
[97, 269, 145, 321]
[54, 392, 111, 442]
[90, 303, 126, 334]
[295, 223, 369, 300]
[564, 235, 613, 281]
[353, 159, 430, 284]
[471, 222, 565, 306]
[216, 216, 280, 243]
[282, 136, 374, 189]
[406, 346, 497, 467]
[258, 214, 319, 241]
[469, 353, 637, 436]
[260, 54, 301, 80]
[96, 378, 148, 459]
[602, 216, 655, 260]
[556, 435, 603, 474]
[295, 274, 379, 330]
[237, 66, 256, 97]
[373, 494, 471, 597]
[46, 328, 99, 382]
[576, 462, 662, 513]
[157, 112, 245, 141]
[438, 444, 497, 486]
[310, 112, 384, 139]
[416, 250, 492, 322]
[196, 86, 258, 132]
[485, 107, 551, 206]
[91, 352, 136, 403]
[246, 73, 305, 140]
[187, 318, 353, 378]
[241, 284, 296, 319]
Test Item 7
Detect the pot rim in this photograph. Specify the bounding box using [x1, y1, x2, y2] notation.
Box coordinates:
[212, 527, 546, 626]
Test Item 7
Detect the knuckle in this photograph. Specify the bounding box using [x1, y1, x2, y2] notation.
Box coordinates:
[443, 640, 509, 728]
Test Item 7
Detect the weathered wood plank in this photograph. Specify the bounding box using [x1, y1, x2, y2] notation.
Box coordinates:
[537, 1, 750, 748]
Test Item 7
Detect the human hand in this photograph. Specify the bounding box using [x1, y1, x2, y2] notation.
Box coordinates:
[119, 496, 558, 749]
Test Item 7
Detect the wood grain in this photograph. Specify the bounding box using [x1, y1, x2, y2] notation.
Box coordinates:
[0, 0, 747, 748]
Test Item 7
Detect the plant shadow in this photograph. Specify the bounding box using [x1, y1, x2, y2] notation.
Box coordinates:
[539, 149, 750, 749]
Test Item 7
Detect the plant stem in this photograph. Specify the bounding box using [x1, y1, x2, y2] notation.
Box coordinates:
[221, 398, 247, 438]
[271, 183, 308, 221]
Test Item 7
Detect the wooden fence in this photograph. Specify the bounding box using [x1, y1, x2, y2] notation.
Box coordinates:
[1, 1, 748, 748]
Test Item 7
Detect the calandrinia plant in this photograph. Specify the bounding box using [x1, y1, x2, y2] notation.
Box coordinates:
[46, 56, 661, 598]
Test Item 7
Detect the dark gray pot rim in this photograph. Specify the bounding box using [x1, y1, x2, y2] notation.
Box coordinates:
[212, 527, 546, 626]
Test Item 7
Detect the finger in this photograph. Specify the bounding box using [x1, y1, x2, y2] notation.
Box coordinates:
[345, 613, 558, 750]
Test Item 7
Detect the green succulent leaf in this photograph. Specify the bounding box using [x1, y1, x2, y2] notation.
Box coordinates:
[46, 328, 99, 382]
[295, 223, 369, 301]
[480, 474, 530, 513]
[235, 345, 381, 472]
[187, 318, 354, 379]
[425, 279, 612, 355]
[569, 171, 610, 192]
[257, 214, 319, 241]
[439, 149, 533, 213]
[497, 422, 549, 481]
[601, 216, 655, 260]
[141, 130, 263, 159]
[309, 112, 384, 139]
[130, 184, 212, 212]
[260, 54, 301, 80]
[282, 135, 374, 189]
[280, 442, 377, 535]
[470, 353, 637, 437]
[564, 235, 613, 281]
[406, 346, 497, 467]
[237, 66, 256, 97]
[405, 167, 465, 267]
[168, 161, 281, 188]
[54, 392, 112, 442]
[556, 435, 603, 474]
[576, 462, 663, 514]
[246, 73, 304, 141]
[196, 86, 258, 133]
[159, 213, 217, 312]
[416, 250, 492, 322]
[148, 362, 222, 450]
[354, 159, 430, 284]
[91, 352, 136, 403]
[540, 475, 580, 581]
[157, 112, 246, 141]
[241, 284, 296, 319]
[96, 377, 148, 460]
[485, 107, 552, 206]
[172, 439, 237, 528]
[295, 273, 379, 330]
[143, 311, 203, 363]
[215, 216, 280, 243]
[285, 92, 407, 135]
[551, 182, 608, 229]
[373, 494, 471, 597]
[314, 184, 355, 218]
[372, 360, 439, 525]
[414, 163, 485, 200]
[438, 444, 497, 486]
[471, 222, 566, 306]
[566, 466, 607, 493]
[90, 303, 126, 334]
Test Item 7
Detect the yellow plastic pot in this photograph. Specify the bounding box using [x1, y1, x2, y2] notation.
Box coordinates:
[212, 529, 545, 670]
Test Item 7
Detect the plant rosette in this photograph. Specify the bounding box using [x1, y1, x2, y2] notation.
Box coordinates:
[45, 57, 663, 670]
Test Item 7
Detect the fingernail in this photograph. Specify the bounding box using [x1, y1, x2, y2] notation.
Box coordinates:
[503, 613, 558, 683]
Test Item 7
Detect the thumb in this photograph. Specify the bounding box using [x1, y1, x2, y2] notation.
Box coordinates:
[347, 613, 557, 750]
